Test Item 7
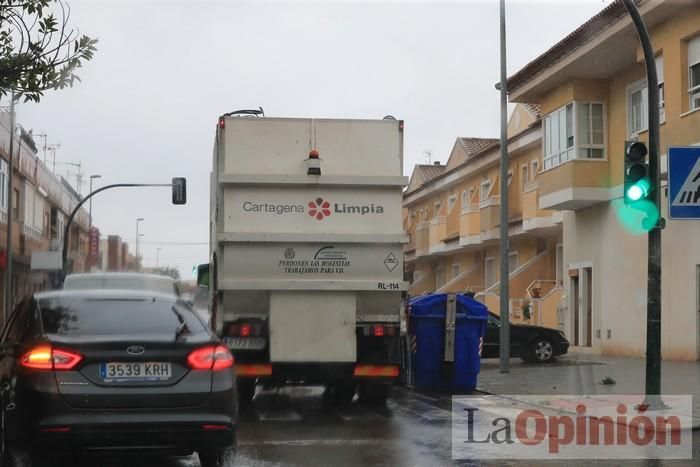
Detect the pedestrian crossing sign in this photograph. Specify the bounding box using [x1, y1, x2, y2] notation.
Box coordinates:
[668, 146, 700, 219]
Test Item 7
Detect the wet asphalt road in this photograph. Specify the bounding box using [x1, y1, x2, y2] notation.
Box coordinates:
[41, 379, 698, 467]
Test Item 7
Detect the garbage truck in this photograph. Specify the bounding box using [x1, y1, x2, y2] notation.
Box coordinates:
[197, 111, 408, 404]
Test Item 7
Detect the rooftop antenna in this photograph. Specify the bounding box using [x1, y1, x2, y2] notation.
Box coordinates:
[423, 150, 433, 164]
[47, 143, 61, 173]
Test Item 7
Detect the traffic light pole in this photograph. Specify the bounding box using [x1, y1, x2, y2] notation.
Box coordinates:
[622, 0, 663, 407]
[60, 183, 173, 279]
[498, 0, 510, 374]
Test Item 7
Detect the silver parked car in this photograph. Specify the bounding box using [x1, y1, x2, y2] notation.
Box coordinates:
[63, 272, 180, 297]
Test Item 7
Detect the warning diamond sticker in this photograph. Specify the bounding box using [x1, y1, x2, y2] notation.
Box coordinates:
[384, 252, 399, 272]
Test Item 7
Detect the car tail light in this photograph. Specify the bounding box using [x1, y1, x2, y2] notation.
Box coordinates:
[202, 424, 230, 431]
[373, 325, 385, 337]
[187, 345, 234, 371]
[239, 324, 251, 337]
[20, 346, 83, 371]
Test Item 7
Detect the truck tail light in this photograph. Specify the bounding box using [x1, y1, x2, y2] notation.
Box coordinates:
[218, 116, 225, 129]
[188, 345, 234, 371]
[226, 321, 264, 338]
[21, 346, 83, 371]
[362, 324, 397, 337]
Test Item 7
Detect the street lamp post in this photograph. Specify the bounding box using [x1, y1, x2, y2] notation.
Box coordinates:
[136, 218, 144, 268]
[88, 175, 101, 229]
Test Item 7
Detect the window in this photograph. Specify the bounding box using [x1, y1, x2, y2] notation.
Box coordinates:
[38, 296, 206, 336]
[543, 102, 604, 170]
[452, 263, 460, 279]
[461, 191, 468, 211]
[521, 165, 529, 192]
[413, 271, 422, 284]
[480, 180, 491, 201]
[447, 194, 457, 214]
[434, 201, 442, 217]
[556, 244, 564, 286]
[507, 170, 513, 187]
[689, 36, 700, 111]
[627, 79, 648, 135]
[419, 209, 425, 221]
[12, 188, 19, 220]
[577, 103, 604, 159]
[543, 103, 575, 170]
[508, 252, 518, 272]
[0, 159, 7, 213]
[485, 257, 496, 288]
[436, 267, 446, 289]
[531, 160, 539, 178]
[656, 55, 665, 122]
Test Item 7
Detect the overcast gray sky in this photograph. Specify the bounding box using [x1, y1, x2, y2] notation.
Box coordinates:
[11, 0, 611, 277]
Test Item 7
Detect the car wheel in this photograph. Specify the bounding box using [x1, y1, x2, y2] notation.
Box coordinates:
[358, 382, 389, 406]
[237, 379, 256, 407]
[526, 337, 555, 363]
[198, 445, 236, 467]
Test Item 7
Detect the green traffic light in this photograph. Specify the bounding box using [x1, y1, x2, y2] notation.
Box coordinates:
[625, 178, 650, 202]
[626, 185, 644, 201]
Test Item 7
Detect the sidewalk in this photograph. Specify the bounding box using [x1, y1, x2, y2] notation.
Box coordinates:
[475, 352, 700, 428]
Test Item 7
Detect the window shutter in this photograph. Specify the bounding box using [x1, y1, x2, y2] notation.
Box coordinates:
[689, 36, 700, 67]
[655, 55, 664, 82]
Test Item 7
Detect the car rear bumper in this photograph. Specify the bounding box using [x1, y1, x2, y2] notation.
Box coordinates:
[34, 417, 236, 454]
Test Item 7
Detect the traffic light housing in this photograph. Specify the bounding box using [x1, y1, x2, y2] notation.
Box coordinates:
[624, 141, 650, 204]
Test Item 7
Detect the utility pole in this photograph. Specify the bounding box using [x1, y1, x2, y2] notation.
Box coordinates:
[498, 0, 511, 373]
[621, 0, 664, 408]
[136, 218, 144, 271]
[156, 248, 162, 268]
[3, 93, 16, 326]
[89, 174, 101, 228]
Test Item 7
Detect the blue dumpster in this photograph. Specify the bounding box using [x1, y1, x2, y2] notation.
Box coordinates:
[408, 293, 488, 393]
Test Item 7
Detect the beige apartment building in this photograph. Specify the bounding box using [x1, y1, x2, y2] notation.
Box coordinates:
[405, 0, 700, 361]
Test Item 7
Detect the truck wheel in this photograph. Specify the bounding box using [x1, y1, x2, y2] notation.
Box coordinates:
[358, 382, 389, 406]
[237, 379, 256, 406]
[332, 382, 357, 406]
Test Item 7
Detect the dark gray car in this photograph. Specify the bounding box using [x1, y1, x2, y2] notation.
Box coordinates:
[0, 289, 237, 467]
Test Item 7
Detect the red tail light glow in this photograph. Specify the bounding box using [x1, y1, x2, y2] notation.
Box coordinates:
[218, 116, 225, 129]
[373, 325, 385, 337]
[21, 346, 83, 371]
[202, 424, 230, 431]
[239, 324, 251, 337]
[187, 345, 234, 371]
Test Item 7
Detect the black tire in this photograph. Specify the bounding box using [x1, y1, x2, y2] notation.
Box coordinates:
[237, 379, 256, 407]
[198, 443, 236, 467]
[358, 382, 389, 406]
[524, 337, 555, 363]
[332, 382, 357, 406]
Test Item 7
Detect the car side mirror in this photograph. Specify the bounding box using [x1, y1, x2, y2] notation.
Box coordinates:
[196, 263, 210, 288]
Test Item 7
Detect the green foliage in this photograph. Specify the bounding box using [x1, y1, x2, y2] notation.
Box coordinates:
[0, 0, 97, 102]
[151, 266, 181, 281]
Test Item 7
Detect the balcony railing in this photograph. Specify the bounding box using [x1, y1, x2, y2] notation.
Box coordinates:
[22, 223, 43, 242]
[479, 195, 500, 209]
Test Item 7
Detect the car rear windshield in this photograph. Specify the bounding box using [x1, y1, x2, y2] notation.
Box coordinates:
[38, 297, 205, 336]
[64, 277, 178, 296]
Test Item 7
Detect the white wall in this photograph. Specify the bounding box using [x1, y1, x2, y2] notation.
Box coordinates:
[563, 193, 700, 360]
